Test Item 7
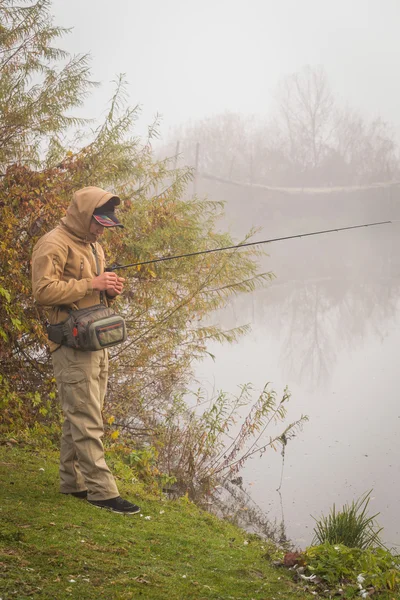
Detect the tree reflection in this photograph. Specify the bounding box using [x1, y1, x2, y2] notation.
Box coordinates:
[270, 278, 398, 384]
[212, 230, 400, 387]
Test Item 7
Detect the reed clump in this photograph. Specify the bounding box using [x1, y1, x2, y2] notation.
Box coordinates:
[312, 490, 383, 549]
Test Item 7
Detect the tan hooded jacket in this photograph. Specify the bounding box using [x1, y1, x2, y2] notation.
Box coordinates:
[32, 187, 120, 352]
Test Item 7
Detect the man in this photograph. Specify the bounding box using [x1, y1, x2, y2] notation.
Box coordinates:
[32, 186, 140, 515]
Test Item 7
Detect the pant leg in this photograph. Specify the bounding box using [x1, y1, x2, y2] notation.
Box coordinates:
[59, 418, 86, 493]
[52, 345, 119, 501]
[99, 349, 108, 410]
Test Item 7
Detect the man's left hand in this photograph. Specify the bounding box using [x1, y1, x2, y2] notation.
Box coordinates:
[106, 275, 125, 297]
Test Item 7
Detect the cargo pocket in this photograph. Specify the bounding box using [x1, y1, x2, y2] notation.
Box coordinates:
[60, 367, 89, 414]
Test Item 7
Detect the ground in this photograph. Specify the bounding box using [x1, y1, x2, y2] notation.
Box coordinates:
[0, 443, 308, 600]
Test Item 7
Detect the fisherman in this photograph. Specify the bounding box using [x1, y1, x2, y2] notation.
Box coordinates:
[31, 186, 140, 515]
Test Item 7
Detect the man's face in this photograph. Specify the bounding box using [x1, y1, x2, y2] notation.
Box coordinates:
[89, 218, 105, 239]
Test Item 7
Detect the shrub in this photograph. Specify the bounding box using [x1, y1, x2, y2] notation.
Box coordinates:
[303, 543, 400, 594]
[0, 0, 272, 435]
[117, 383, 308, 504]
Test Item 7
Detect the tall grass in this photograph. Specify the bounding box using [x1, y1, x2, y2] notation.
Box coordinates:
[312, 491, 384, 549]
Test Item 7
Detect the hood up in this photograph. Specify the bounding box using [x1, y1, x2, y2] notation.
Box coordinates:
[61, 187, 120, 242]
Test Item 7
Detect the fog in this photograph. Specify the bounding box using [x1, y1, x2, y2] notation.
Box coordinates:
[52, 0, 400, 139]
[194, 179, 400, 547]
[50, 0, 400, 546]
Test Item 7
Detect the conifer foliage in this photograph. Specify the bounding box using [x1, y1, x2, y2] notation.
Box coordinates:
[0, 0, 94, 169]
[0, 1, 272, 435]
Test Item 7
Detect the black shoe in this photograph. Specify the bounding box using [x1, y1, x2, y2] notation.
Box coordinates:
[62, 490, 88, 499]
[88, 496, 140, 514]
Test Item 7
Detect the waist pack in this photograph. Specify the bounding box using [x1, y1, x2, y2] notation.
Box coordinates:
[47, 304, 127, 351]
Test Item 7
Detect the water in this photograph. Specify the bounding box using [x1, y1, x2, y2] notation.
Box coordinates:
[193, 183, 400, 549]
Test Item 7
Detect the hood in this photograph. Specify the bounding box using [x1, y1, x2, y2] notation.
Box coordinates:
[61, 187, 120, 242]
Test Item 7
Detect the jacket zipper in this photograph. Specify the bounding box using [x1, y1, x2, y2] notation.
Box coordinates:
[79, 259, 84, 280]
[91, 244, 105, 305]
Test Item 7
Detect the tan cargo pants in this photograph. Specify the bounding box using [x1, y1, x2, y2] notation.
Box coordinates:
[51, 345, 119, 501]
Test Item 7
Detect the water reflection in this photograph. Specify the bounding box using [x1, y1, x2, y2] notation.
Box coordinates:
[212, 227, 400, 387]
[196, 219, 400, 546]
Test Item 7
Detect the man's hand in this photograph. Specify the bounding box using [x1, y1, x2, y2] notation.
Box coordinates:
[92, 272, 125, 297]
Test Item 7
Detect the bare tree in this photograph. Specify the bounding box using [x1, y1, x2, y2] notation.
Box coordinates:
[162, 112, 258, 181]
[334, 109, 398, 183]
[276, 65, 335, 172]
[161, 65, 398, 188]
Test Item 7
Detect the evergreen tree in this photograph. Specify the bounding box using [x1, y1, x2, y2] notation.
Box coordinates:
[0, 1, 271, 439]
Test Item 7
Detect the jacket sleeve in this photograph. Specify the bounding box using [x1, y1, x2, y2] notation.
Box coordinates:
[32, 241, 93, 306]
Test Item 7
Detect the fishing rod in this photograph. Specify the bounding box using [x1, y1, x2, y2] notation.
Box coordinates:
[106, 220, 391, 272]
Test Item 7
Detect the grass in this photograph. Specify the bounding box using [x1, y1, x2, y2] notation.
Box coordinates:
[0, 442, 308, 600]
[311, 491, 384, 549]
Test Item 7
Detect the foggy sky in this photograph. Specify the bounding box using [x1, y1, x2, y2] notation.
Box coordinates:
[51, 0, 400, 140]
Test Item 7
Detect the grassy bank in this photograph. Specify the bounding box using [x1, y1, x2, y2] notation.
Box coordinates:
[0, 442, 306, 600]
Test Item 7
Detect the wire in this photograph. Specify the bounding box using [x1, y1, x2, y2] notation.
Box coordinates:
[107, 220, 391, 272]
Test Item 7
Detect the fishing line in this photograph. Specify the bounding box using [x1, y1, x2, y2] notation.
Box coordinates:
[107, 220, 391, 272]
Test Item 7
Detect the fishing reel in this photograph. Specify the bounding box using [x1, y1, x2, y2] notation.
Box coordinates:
[105, 263, 123, 273]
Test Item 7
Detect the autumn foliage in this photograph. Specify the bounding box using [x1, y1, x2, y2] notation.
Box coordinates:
[0, 1, 273, 448]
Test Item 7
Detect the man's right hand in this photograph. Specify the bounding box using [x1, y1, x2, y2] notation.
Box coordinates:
[92, 272, 125, 295]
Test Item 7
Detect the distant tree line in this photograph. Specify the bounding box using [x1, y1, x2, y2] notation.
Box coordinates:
[165, 65, 398, 187]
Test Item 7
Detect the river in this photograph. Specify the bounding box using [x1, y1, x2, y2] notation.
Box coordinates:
[193, 184, 400, 549]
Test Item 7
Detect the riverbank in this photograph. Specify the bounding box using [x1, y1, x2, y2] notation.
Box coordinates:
[0, 442, 307, 600]
[2, 442, 400, 599]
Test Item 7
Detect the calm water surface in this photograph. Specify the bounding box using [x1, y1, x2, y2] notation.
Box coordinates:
[194, 205, 400, 549]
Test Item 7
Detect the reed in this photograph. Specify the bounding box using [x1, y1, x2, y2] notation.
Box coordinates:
[312, 491, 384, 549]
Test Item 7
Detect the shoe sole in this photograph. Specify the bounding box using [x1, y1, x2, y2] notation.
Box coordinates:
[89, 504, 140, 515]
